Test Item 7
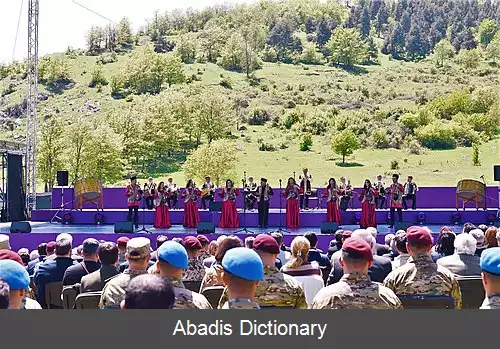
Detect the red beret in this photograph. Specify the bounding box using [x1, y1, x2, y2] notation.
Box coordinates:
[341, 237, 373, 262]
[183, 236, 202, 250]
[342, 231, 353, 238]
[197, 235, 210, 245]
[0, 250, 24, 265]
[253, 234, 280, 254]
[46, 241, 56, 251]
[117, 237, 130, 245]
[406, 226, 433, 247]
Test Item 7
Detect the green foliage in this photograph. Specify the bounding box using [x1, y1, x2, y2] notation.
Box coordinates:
[327, 27, 367, 66]
[0, 64, 10, 79]
[89, 64, 108, 88]
[433, 39, 455, 67]
[37, 117, 64, 190]
[96, 52, 118, 65]
[457, 49, 482, 70]
[219, 76, 232, 89]
[300, 133, 313, 151]
[174, 33, 197, 63]
[259, 142, 277, 151]
[297, 110, 329, 135]
[299, 43, 324, 65]
[472, 143, 481, 166]
[117, 17, 134, 48]
[38, 57, 71, 84]
[415, 121, 456, 149]
[390, 160, 399, 170]
[371, 129, 390, 149]
[486, 32, 500, 62]
[247, 108, 272, 125]
[478, 19, 498, 48]
[283, 109, 303, 129]
[110, 74, 124, 96]
[332, 129, 360, 163]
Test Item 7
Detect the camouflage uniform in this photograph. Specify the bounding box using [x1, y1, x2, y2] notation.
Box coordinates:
[183, 257, 206, 282]
[200, 265, 224, 293]
[218, 265, 307, 308]
[99, 269, 147, 309]
[198, 250, 211, 263]
[221, 298, 260, 309]
[310, 273, 402, 309]
[383, 254, 462, 309]
[480, 295, 500, 309]
[163, 276, 212, 309]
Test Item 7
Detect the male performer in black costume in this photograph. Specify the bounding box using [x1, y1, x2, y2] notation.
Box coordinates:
[257, 178, 274, 228]
[299, 168, 312, 210]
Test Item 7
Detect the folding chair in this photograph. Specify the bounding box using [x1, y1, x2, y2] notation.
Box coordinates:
[398, 294, 455, 309]
[75, 292, 102, 309]
[45, 282, 63, 309]
[457, 276, 484, 309]
[183, 281, 202, 293]
[62, 284, 80, 309]
[201, 286, 224, 309]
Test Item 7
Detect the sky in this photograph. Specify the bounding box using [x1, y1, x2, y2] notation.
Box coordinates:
[0, 0, 254, 63]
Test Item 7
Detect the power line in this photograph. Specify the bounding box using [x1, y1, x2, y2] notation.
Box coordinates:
[72, 0, 115, 23]
[12, 0, 25, 61]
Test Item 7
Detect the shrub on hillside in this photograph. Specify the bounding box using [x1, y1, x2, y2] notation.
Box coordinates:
[300, 133, 313, 151]
[219, 76, 232, 89]
[247, 108, 272, 125]
[283, 109, 303, 129]
[89, 64, 108, 88]
[403, 137, 425, 155]
[298, 110, 329, 135]
[415, 121, 456, 149]
[96, 52, 118, 65]
[370, 129, 390, 149]
[259, 142, 276, 151]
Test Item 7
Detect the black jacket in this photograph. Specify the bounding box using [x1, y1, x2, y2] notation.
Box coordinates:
[327, 253, 393, 285]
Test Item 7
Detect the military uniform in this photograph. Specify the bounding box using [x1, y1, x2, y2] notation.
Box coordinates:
[311, 273, 402, 309]
[99, 269, 147, 309]
[198, 250, 211, 263]
[480, 295, 500, 309]
[183, 257, 206, 282]
[383, 254, 462, 309]
[221, 298, 261, 309]
[200, 266, 223, 293]
[164, 276, 212, 309]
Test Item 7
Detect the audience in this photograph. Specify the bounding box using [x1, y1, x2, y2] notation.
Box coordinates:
[477, 224, 488, 233]
[172, 237, 184, 245]
[0, 278, 9, 309]
[121, 274, 175, 309]
[151, 235, 169, 262]
[479, 247, 500, 309]
[303, 232, 330, 272]
[182, 236, 205, 282]
[437, 233, 481, 276]
[18, 248, 31, 266]
[29, 250, 39, 262]
[203, 240, 218, 268]
[469, 228, 486, 256]
[80, 242, 119, 293]
[327, 230, 344, 259]
[197, 235, 211, 261]
[44, 241, 56, 261]
[27, 243, 47, 275]
[271, 231, 290, 268]
[366, 227, 390, 256]
[244, 236, 255, 249]
[116, 237, 129, 263]
[0, 234, 11, 250]
[391, 231, 410, 269]
[462, 222, 476, 234]
[63, 238, 101, 286]
[0, 260, 30, 309]
[485, 226, 498, 248]
[497, 230, 500, 246]
[431, 231, 455, 262]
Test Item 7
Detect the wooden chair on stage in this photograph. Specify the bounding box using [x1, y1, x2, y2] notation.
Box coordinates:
[74, 178, 104, 210]
[456, 179, 486, 210]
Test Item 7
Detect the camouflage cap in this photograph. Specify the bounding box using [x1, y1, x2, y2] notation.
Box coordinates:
[126, 237, 151, 260]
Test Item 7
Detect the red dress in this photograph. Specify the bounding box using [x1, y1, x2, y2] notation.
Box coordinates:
[219, 188, 240, 228]
[359, 188, 378, 228]
[388, 183, 404, 208]
[183, 188, 200, 228]
[285, 185, 300, 228]
[153, 190, 171, 229]
[324, 187, 342, 224]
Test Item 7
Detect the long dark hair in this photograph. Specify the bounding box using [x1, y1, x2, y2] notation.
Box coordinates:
[287, 177, 296, 187]
[186, 179, 193, 188]
[157, 181, 165, 191]
[327, 178, 337, 189]
[364, 179, 372, 190]
[436, 232, 455, 256]
[226, 179, 233, 188]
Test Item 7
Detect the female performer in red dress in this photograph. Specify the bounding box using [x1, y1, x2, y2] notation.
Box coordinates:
[285, 177, 300, 228]
[153, 181, 172, 229]
[182, 179, 201, 228]
[359, 179, 378, 229]
[324, 178, 342, 224]
[219, 179, 240, 228]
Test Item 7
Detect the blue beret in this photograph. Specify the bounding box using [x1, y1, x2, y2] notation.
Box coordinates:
[222, 247, 264, 281]
[157, 241, 188, 269]
[480, 247, 500, 276]
[0, 260, 30, 290]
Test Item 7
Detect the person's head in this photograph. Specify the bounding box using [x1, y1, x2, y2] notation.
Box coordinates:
[0, 278, 9, 309]
[462, 222, 476, 234]
[366, 227, 377, 239]
[157, 181, 165, 191]
[340, 176, 346, 183]
[126, 237, 151, 271]
[253, 234, 280, 266]
[334, 230, 344, 244]
[215, 236, 243, 263]
[285, 236, 310, 269]
[407, 176, 413, 183]
[485, 227, 498, 248]
[82, 238, 100, 261]
[117, 237, 129, 253]
[167, 177, 173, 183]
[435, 231, 455, 256]
[340, 238, 373, 274]
[0, 260, 30, 309]
[0, 234, 11, 250]
[130, 176, 137, 185]
[497, 231, 500, 246]
[392, 173, 399, 183]
[197, 235, 210, 251]
[205, 176, 211, 183]
[55, 239, 72, 257]
[270, 231, 284, 247]
[248, 176, 254, 183]
[186, 179, 193, 188]
[469, 229, 485, 249]
[98, 242, 118, 267]
[208, 241, 218, 256]
[156, 235, 169, 250]
[363, 179, 372, 189]
[480, 247, 500, 296]
[245, 237, 255, 249]
[172, 237, 184, 245]
[393, 231, 408, 255]
[440, 226, 453, 234]
[454, 233, 477, 256]
[29, 250, 39, 261]
[384, 234, 395, 247]
[304, 231, 318, 249]
[157, 241, 189, 279]
[17, 249, 30, 266]
[148, 176, 153, 183]
[37, 243, 47, 256]
[377, 175, 382, 181]
[226, 179, 233, 188]
[351, 229, 376, 255]
[303, 168, 308, 175]
[478, 224, 488, 233]
[406, 226, 434, 256]
[260, 178, 267, 186]
[328, 178, 336, 188]
[287, 177, 295, 186]
[183, 236, 202, 258]
[121, 274, 175, 309]
[46, 241, 56, 256]
[221, 247, 264, 299]
[342, 230, 353, 242]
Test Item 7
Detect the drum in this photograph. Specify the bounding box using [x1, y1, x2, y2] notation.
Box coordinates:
[456, 179, 486, 210]
[74, 178, 103, 210]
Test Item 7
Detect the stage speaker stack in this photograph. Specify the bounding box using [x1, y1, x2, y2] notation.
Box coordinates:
[320, 222, 339, 234]
[7, 154, 26, 221]
[394, 221, 412, 232]
[114, 221, 134, 234]
[10, 221, 32, 233]
[56, 170, 69, 187]
[494, 165, 500, 181]
[197, 222, 215, 234]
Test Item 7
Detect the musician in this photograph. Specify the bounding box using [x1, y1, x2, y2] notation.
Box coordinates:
[143, 177, 156, 210]
[403, 176, 418, 210]
[285, 177, 300, 228]
[359, 179, 378, 229]
[219, 179, 240, 228]
[324, 178, 342, 224]
[339, 177, 353, 211]
[153, 181, 172, 229]
[257, 178, 274, 228]
[201, 176, 216, 210]
[182, 179, 201, 228]
[374, 175, 386, 209]
[387, 174, 404, 228]
[244, 176, 258, 210]
[125, 176, 141, 229]
[299, 168, 312, 210]
[166, 177, 179, 210]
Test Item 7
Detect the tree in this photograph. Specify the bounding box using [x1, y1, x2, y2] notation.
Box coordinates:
[458, 49, 482, 69]
[163, 54, 185, 88]
[316, 18, 332, 47]
[434, 39, 455, 67]
[360, 5, 371, 37]
[174, 33, 197, 63]
[267, 18, 296, 61]
[37, 117, 64, 191]
[326, 28, 367, 66]
[478, 19, 498, 48]
[184, 139, 237, 186]
[104, 24, 117, 52]
[117, 17, 134, 48]
[332, 129, 360, 163]
[89, 63, 108, 88]
[218, 32, 244, 71]
[405, 22, 429, 59]
[65, 118, 92, 181]
[300, 43, 324, 64]
[472, 143, 481, 166]
[375, 1, 389, 36]
[86, 26, 104, 55]
[365, 36, 378, 63]
[200, 23, 225, 62]
[38, 57, 71, 85]
[486, 32, 500, 62]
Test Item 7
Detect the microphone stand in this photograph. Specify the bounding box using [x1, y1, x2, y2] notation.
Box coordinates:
[136, 193, 151, 234]
[232, 172, 254, 234]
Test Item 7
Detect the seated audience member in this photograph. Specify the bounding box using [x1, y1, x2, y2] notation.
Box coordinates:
[0, 278, 9, 309]
[220, 248, 264, 309]
[327, 230, 344, 259]
[271, 231, 290, 267]
[0, 260, 30, 309]
[462, 223, 476, 234]
[34, 239, 76, 308]
[116, 237, 129, 263]
[100, 238, 151, 309]
[382, 233, 397, 260]
[281, 236, 324, 307]
[480, 247, 500, 309]
[155, 241, 212, 309]
[18, 249, 31, 266]
[72, 245, 84, 262]
[366, 227, 390, 256]
[431, 231, 455, 262]
[383, 226, 462, 309]
[182, 236, 206, 282]
[80, 242, 119, 293]
[478, 224, 488, 233]
[437, 233, 481, 276]
[200, 236, 243, 292]
[57, 233, 73, 244]
[172, 237, 184, 245]
[120, 274, 175, 309]
[151, 235, 168, 262]
[312, 238, 402, 309]
[29, 250, 39, 262]
[43, 241, 57, 261]
[469, 228, 486, 256]
[197, 235, 211, 261]
[0, 234, 11, 250]
[303, 232, 330, 272]
[245, 236, 255, 249]
[391, 231, 410, 269]
[63, 238, 101, 286]
[203, 241, 218, 268]
[27, 243, 47, 276]
[485, 226, 498, 248]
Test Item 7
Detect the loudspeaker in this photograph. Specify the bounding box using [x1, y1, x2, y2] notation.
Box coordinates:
[209, 201, 223, 212]
[197, 222, 215, 234]
[320, 221, 339, 234]
[394, 221, 412, 232]
[10, 221, 31, 233]
[7, 154, 26, 221]
[494, 165, 500, 181]
[57, 170, 69, 187]
[114, 221, 134, 234]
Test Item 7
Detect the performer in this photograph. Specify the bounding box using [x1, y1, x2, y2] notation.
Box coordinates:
[201, 176, 216, 210]
[387, 174, 404, 228]
[299, 168, 313, 210]
[125, 176, 142, 229]
[166, 177, 179, 209]
[153, 181, 172, 229]
[143, 177, 156, 210]
[374, 175, 386, 209]
[257, 178, 274, 228]
[219, 179, 240, 228]
[244, 176, 258, 210]
[358, 179, 378, 229]
[182, 179, 201, 228]
[403, 175, 418, 210]
[324, 178, 342, 224]
[285, 177, 300, 228]
[339, 176, 353, 211]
